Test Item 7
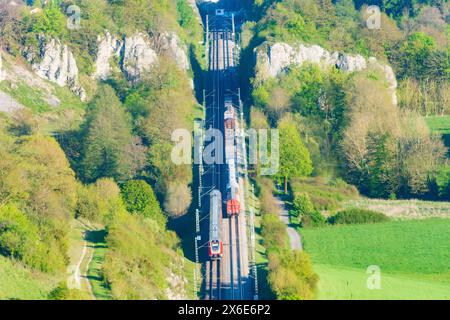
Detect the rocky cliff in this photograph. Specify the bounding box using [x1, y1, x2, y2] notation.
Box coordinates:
[93, 32, 123, 80]
[255, 42, 398, 105]
[94, 31, 190, 82]
[26, 37, 87, 101]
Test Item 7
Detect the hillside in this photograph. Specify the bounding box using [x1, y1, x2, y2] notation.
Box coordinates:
[0, 0, 449, 302]
[244, 0, 450, 300]
[0, 0, 203, 300]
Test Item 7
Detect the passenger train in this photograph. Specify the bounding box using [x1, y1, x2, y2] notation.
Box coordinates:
[209, 190, 223, 259]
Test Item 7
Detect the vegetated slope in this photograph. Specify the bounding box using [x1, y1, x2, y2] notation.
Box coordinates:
[0, 0, 203, 300]
[302, 219, 450, 299]
[0, 256, 56, 300]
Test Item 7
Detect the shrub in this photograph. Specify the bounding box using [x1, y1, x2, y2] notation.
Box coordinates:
[48, 282, 85, 300]
[121, 180, 166, 226]
[328, 208, 389, 225]
[76, 178, 123, 223]
[261, 214, 288, 252]
[0, 205, 40, 262]
[293, 193, 314, 217]
[301, 210, 326, 229]
[268, 250, 319, 300]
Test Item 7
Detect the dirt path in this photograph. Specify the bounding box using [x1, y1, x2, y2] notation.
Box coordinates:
[73, 241, 88, 289]
[274, 196, 303, 251]
[68, 221, 97, 300]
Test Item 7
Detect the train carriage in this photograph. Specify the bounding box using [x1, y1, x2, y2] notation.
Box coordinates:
[209, 190, 223, 259]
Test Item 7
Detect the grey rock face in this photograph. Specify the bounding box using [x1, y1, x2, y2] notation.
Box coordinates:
[255, 42, 398, 105]
[30, 37, 86, 101]
[122, 33, 158, 82]
[93, 32, 123, 80]
[0, 91, 24, 114]
[153, 32, 190, 71]
[93, 31, 190, 82]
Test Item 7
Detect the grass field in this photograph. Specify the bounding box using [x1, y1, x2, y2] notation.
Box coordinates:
[314, 264, 450, 300]
[425, 116, 450, 134]
[302, 219, 450, 300]
[343, 199, 450, 219]
[425, 116, 450, 153]
[0, 257, 55, 300]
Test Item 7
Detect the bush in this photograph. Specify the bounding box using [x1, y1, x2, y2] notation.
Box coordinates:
[76, 178, 123, 223]
[103, 213, 182, 299]
[293, 193, 314, 217]
[0, 205, 40, 263]
[268, 250, 319, 300]
[121, 180, 166, 226]
[328, 208, 389, 225]
[261, 214, 288, 252]
[47, 282, 85, 300]
[301, 210, 326, 229]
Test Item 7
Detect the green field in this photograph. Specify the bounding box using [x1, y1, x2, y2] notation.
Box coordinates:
[302, 219, 450, 300]
[425, 116, 450, 153]
[0, 257, 55, 300]
[425, 116, 450, 135]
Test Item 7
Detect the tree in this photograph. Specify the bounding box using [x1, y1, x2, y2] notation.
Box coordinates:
[80, 85, 145, 183]
[121, 180, 166, 225]
[276, 117, 313, 194]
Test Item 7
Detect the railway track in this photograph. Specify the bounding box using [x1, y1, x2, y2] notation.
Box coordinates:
[202, 9, 251, 301]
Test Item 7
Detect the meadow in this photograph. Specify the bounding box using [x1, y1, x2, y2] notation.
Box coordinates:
[0, 257, 55, 300]
[302, 219, 450, 300]
[343, 199, 450, 220]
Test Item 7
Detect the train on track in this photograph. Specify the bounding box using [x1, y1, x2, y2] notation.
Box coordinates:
[224, 97, 241, 217]
[209, 190, 223, 259]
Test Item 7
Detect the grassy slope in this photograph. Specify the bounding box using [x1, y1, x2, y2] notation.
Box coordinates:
[302, 219, 450, 300]
[0, 257, 55, 300]
[343, 199, 450, 219]
[425, 116, 450, 154]
[425, 116, 450, 134]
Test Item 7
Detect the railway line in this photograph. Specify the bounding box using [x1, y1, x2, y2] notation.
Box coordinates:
[200, 7, 254, 300]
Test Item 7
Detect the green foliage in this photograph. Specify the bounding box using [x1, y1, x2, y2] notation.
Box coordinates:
[291, 192, 326, 228]
[292, 193, 314, 217]
[75, 178, 124, 223]
[291, 177, 360, 211]
[47, 282, 86, 300]
[276, 118, 313, 192]
[121, 180, 166, 225]
[390, 32, 443, 80]
[261, 214, 288, 252]
[103, 212, 183, 299]
[0, 205, 43, 268]
[79, 85, 145, 183]
[268, 250, 319, 300]
[301, 210, 327, 228]
[328, 208, 389, 225]
[31, 1, 67, 38]
[0, 256, 54, 300]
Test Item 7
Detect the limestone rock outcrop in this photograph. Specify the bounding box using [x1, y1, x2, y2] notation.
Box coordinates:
[93, 31, 189, 82]
[93, 32, 123, 80]
[27, 37, 86, 101]
[255, 42, 398, 105]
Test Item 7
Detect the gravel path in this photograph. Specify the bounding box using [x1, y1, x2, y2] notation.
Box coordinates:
[275, 196, 303, 251]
